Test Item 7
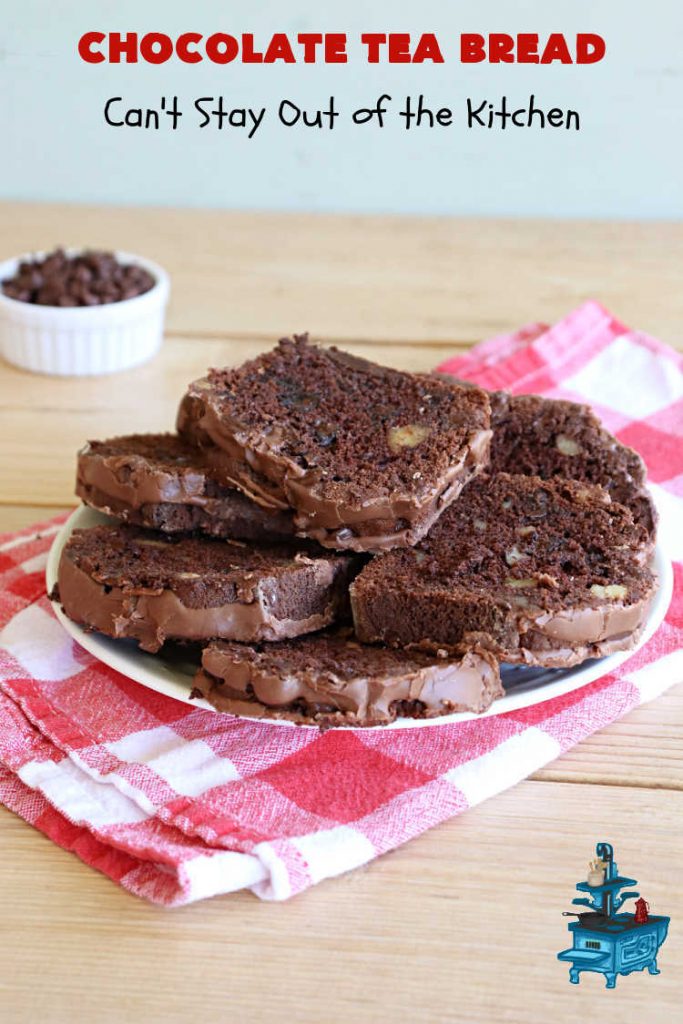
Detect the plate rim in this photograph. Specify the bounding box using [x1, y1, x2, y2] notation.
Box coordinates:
[45, 506, 674, 730]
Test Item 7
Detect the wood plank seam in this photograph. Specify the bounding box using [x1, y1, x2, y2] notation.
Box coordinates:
[531, 773, 683, 791]
[162, 328, 480, 348]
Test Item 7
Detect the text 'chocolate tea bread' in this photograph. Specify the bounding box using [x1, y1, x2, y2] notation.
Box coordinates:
[76, 433, 295, 541]
[177, 335, 492, 552]
[351, 473, 655, 668]
[193, 629, 503, 727]
[56, 525, 357, 653]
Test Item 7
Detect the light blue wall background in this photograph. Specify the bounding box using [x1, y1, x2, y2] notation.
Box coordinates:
[1, 1, 680, 217]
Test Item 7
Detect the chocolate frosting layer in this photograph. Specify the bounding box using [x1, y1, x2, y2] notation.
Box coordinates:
[293, 427, 491, 551]
[178, 392, 491, 551]
[504, 598, 651, 667]
[76, 437, 295, 540]
[514, 623, 646, 669]
[178, 391, 492, 551]
[176, 339, 492, 552]
[57, 534, 354, 653]
[194, 634, 503, 726]
[532, 600, 647, 645]
[77, 440, 208, 508]
[360, 585, 653, 670]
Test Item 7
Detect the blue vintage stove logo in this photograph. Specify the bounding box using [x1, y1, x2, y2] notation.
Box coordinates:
[558, 842, 670, 989]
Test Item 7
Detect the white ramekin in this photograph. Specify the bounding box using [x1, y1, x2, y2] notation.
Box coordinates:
[0, 250, 170, 376]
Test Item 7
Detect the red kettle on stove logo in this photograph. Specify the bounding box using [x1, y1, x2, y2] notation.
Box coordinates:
[634, 897, 650, 924]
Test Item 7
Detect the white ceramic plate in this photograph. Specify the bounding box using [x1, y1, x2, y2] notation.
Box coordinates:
[46, 506, 673, 729]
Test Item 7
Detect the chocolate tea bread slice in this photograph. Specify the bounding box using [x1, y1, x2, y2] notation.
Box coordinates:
[488, 392, 657, 540]
[177, 335, 492, 552]
[77, 434, 295, 541]
[351, 473, 655, 668]
[194, 628, 503, 726]
[55, 525, 356, 652]
[438, 380, 657, 541]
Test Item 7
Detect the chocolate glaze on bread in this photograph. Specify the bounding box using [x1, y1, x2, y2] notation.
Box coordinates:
[56, 525, 356, 653]
[76, 434, 295, 541]
[351, 473, 655, 668]
[177, 335, 492, 552]
[193, 629, 503, 726]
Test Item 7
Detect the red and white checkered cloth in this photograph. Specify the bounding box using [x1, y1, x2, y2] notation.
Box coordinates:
[1, 301, 681, 904]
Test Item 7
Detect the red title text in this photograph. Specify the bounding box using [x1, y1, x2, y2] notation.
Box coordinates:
[78, 32, 606, 66]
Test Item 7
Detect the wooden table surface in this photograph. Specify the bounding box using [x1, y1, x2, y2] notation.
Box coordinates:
[1, 203, 681, 1023]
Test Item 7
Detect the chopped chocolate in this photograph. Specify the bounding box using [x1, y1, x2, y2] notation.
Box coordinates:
[1, 248, 155, 307]
[77, 434, 295, 541]
[351, 473, 655, 667]
[177, 335, 492, 552]
[56, 524, 357, 652]
[194, 628, 503, 726]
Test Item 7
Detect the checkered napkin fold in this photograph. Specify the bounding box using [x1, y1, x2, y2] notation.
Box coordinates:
[0, 301, 681, 904]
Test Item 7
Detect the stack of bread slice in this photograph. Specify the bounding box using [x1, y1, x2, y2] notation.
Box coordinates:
[54, 335, 656, 726]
